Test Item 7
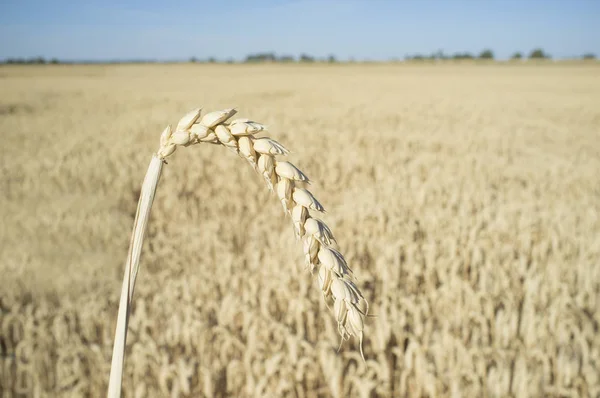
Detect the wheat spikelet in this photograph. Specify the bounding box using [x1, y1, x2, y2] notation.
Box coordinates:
[108, 107, 368, 397]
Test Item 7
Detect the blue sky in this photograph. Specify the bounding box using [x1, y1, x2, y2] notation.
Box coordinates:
[0, 0, 598, 61]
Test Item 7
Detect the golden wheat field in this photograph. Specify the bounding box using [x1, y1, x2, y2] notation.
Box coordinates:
[1, 63, 599, 397]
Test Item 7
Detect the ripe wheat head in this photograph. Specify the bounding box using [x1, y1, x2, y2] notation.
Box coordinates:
[108, 107, 369, 397]
[160, 108, 369, 346]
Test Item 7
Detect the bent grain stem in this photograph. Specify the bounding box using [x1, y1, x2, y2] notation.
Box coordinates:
[107, 155, 163, 398]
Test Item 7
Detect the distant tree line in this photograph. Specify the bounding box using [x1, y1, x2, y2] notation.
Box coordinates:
[406, 49, 493, 61]
[3, 57, 60, 64]
[238, 52, 337, 63]
[187, 53, 339, 64]
[2, 57, 158, 64]
[405, 48, 596, 61]
[2, 49, 597, 65]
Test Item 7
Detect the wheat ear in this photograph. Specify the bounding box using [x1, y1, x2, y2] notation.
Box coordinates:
[107, 108, 368, 397]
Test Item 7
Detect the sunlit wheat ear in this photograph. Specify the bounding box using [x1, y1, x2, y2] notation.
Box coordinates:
[108, 107, 369, 398]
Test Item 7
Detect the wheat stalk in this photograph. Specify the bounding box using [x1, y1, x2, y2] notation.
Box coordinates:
[107, 108, 369, 397]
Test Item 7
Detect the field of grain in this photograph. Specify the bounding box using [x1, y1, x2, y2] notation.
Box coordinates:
[1, 63, 599, 397]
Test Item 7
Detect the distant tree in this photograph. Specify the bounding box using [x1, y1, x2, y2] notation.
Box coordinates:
[582, 53, 596, 60]
[452, 52, 474, 60]
[409, 54, 425, 61]
[245, 52, 277, 63]
[511, 52, 523, 60]
[299, 53, 315, 62]
[478, 49, 494, 59]
[208, 57, 216, 63]
[327, 54, 336, 63]
[50, 58, 60, 64]
[529, 48, 549, 59]
[189, 56, 197, 63]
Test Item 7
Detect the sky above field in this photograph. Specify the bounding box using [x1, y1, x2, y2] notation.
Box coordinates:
[0, 0, 599, 61]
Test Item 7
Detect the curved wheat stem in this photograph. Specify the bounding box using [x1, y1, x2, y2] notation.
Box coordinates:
[108, 107, 368, 397]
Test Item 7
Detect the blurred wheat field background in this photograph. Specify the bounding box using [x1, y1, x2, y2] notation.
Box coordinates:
[1, 63, 599, 397]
